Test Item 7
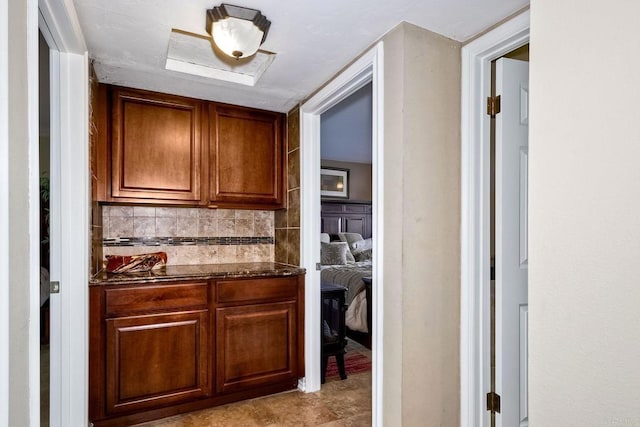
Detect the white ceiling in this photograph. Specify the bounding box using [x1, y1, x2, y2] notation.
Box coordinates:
[73, 0, 528, 113]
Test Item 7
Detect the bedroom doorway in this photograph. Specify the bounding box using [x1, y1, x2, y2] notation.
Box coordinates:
[318, 82, 373, 390]
[300, 43, 384, 424]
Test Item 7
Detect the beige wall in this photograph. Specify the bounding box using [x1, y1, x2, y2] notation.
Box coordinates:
[8, 0, 33, 424]
[529, 1, 640, 425]
[321, 159, 372, 201]
[381, 22, 461, 425]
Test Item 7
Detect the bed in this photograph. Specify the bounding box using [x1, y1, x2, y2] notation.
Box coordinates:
[320, 233, 373, 348]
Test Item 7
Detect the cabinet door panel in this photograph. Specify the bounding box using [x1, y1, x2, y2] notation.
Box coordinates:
[112, 88, 202, 202]
[216, 302, 296, 393]
[210, 105, 284, 207]
[105, 310, 210, 415]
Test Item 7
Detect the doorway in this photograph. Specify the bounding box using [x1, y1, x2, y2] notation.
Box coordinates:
[39, 29, 51, 427]
[460, 9, 530, 427]
[300, 43, 384, 424]
[37, 1, 90, 424]
[489, 47, 529, 427]
[318, 82, 373, 391]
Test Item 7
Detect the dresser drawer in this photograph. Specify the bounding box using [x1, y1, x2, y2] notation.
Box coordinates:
[216, 277, 298, 305]
[104, 282, 208, 317]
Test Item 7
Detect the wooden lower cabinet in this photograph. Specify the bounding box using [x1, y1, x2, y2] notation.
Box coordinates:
[89, 274, 304, 426]
[216, 302, 297, 394]
[105, 311, 211, 415]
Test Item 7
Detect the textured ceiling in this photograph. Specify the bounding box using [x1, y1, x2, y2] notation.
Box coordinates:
[74, 0, 528, 112]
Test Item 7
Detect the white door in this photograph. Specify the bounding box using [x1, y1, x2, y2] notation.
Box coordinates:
[495, 57, 529, 427]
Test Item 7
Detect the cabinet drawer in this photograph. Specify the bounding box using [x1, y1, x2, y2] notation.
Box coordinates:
[216, 277, 297, 305]
[105, 282, 208, 316]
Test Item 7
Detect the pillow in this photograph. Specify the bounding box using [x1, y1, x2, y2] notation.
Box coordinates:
[351, 238, 373, 262]
[320, 233, 331, 243]
[321, 242, 351, 265]
[352, 247, 372, 262]
[338, 232, 365, 251]
[352, 237, 373, 251]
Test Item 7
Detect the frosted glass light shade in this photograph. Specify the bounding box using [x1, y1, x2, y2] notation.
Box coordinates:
[206, 4, 271, 60]
[212, 17, 263, 59]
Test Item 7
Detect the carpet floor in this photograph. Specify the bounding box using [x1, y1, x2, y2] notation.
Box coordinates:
[325, 352, 372, 381]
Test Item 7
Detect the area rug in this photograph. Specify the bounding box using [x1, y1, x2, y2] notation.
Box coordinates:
[325, 352, 372, 381]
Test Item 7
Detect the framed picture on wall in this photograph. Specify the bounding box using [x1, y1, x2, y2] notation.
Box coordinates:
[321, 167, 349, 198]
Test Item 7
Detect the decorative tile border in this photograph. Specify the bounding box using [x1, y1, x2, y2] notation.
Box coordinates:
[103, 236, 274, 247]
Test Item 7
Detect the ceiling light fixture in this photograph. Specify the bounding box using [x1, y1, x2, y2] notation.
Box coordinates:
[206, 4, 271, 60]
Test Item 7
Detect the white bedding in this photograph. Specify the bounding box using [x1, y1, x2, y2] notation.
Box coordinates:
[320, 260, 371, 333]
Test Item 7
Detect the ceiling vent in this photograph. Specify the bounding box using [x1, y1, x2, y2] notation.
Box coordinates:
[165, 29, 275, 86]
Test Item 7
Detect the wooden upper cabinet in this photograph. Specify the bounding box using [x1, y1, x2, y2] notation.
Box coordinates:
[110, 87, 204, 203]
[209, 104, 285, 208]
[95, 85, 286, 208]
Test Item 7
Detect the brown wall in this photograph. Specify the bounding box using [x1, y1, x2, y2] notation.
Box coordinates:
[321, 159, 372, 201]
[274, 107, 301, 265]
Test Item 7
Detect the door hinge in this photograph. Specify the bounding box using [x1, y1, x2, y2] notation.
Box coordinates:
[487, 95, 501, 118]
[486, 391, 501, 413]
[50, 281, 60, 294]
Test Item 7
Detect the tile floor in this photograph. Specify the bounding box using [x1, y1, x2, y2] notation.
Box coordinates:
[135, 372, 372, 427]
[136, 340, 372, 427]
[41, 338, 371, 426]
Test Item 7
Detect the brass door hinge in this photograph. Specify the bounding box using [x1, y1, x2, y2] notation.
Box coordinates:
[486, 391, 501, 413]
[487, 95, 501, 118]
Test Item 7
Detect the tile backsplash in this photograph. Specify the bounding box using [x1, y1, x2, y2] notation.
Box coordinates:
[102, 206, 274, 266]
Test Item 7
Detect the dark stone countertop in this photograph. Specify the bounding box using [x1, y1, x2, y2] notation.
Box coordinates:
[90, 262, 306, 286]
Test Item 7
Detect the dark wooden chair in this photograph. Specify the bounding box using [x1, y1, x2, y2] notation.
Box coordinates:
[320, 283, 348, 384]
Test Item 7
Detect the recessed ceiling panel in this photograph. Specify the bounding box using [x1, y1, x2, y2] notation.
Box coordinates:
[165, 30, 276, 86]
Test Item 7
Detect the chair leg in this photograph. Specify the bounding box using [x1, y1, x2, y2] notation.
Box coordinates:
[321, 354, 328, 384]
[336, 352, 347, 380]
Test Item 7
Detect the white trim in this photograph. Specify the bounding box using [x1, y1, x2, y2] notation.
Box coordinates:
[0, 0, 10, 424]
[28, 0, 41, 424]
[460, 10, 529, 427]
[37, 0, 88, 425]
[38, 0, 86, 53]
[300, 42, 384, 426]
[58, 51, 89, 426]
[42, 29, 63, 427]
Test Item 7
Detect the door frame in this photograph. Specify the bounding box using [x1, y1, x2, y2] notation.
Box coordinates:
[300, 42, 384, 425]
[460, 9, 529, 427]
[0, 0, 9, 423]
[37, 0, 88, 425]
